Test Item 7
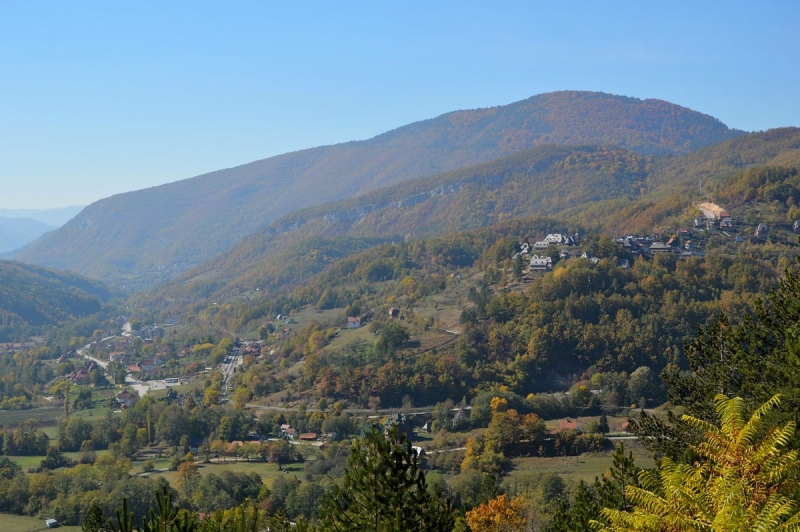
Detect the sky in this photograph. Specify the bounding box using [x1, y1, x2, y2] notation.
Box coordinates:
[0, 2, 798, 209]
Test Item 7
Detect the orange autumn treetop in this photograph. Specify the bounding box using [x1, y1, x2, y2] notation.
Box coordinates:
[465, 493, 527, 532]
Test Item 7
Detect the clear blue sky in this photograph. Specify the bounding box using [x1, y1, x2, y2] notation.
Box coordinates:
[1, 1, 798, 208]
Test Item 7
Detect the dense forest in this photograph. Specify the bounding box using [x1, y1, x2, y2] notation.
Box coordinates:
[0, 260, 111, 341]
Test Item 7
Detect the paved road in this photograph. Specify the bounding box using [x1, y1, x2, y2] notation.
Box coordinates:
[220, 347, 242, 395]
[77, 339, 153, 395]
[76, 327, 160, 397]
[77, 332, 246, 399]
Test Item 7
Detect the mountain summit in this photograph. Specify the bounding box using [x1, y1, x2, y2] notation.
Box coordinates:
[14, 91, 743, 287]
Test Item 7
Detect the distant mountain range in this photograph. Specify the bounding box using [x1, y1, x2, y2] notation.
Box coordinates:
[0, 206, 84, 254]
[13, 91, 743, 287]
[0, 217, 56, 254]
[0, 206, 84, 227]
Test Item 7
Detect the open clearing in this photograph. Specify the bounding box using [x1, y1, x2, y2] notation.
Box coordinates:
[507, 441, 655, 486]
[1, 513, 80, 532]
[149, 459, 303, 487]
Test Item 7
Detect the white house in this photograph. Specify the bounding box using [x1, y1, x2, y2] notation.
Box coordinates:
[529, 255, 552, 271]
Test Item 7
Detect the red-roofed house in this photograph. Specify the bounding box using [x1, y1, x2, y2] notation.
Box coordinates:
[116, 390, 138, 408]
[226, 441, 244, 453]
[558, 419, 579, 432]
[299, 433, 317, 441]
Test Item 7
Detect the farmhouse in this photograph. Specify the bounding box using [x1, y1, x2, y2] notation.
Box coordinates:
[558, 419, 580, 432]
[649, 242, 672, 254]
[529, 255, 552, 271]
[116, 390, 138, 408]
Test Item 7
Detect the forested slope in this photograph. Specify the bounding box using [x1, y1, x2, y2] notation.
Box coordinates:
[131, 144, 647, 306]
[163, 215, 786, 406]
[0, 260, 110, 335]
[562, 127, 800, 234]
[134, 128, 799, 308]
[15, 91, 741, 286]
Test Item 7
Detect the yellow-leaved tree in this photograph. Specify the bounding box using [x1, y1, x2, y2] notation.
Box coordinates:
[595, 394, 800, 531]
[465, 493, 527, 532]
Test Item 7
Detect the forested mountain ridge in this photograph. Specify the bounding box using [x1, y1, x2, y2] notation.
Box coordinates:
[0, 260, 110, 336]
[133, 128, 799, 308]
[131, 144, 650, 306]
[562, 127, 800, 234]
[14, 91, 742, 287]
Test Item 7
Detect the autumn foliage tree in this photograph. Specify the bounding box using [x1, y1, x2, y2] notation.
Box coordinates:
[465, 493, 528, 532]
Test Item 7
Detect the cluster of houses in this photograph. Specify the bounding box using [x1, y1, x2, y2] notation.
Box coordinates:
[695, 214, 735, 231]
[529, 233, 580, 251]
[519, 233, 612, 272]
[126, 356, 165, 374]
[242, 340, 262, 357]
[140, 325, 165, 340]
[279, 424, 325, 442]
[0, 336, 46, 353]
[65, 360, 98, 384]
[616, 235, 701, 258]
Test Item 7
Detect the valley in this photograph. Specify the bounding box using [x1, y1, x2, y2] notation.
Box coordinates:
[0, 92, 798, 530]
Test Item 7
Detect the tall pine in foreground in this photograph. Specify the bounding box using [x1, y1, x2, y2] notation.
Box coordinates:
[318, 424, 454, 532]
[82, 503, 107, 532]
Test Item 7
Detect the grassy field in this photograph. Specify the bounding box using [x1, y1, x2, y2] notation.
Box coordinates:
[325, 321, 375, 351]
[0, 408, 63, 427]
[0, 513, 80, 532]
[148, 378, 204, 399]
[147, 459, 304, 487]
[7, 451, 88, 470]
[506, 440, 655, 487]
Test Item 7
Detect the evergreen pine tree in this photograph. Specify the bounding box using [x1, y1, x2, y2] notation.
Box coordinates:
[547, 499, 573, 532]
[597, 413, 609, 434]
[82, 503, 107, 532]
[596, 442, 639, 512]
[109, 498, 135, 532]
[546, 443, 639, 531]
[319, 424, 455, 531]
[547, 482, 600, 532]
